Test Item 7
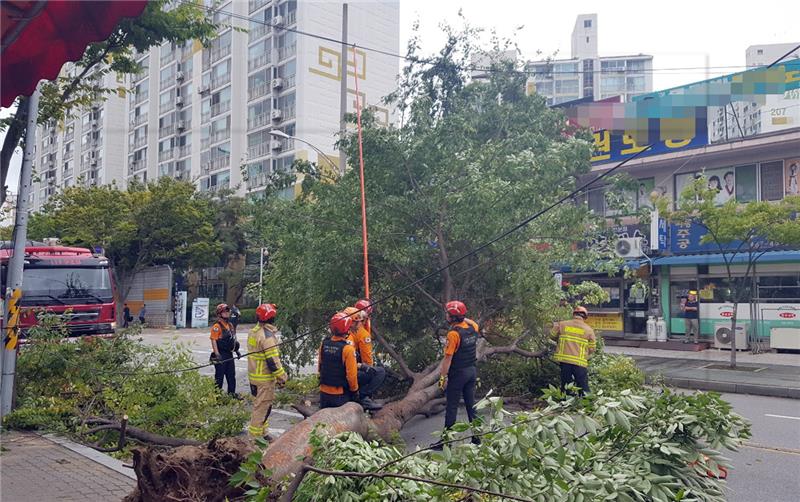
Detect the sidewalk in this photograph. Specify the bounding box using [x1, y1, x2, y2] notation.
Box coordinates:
[0, 431, 136, 501]
[606, 346, 800, 398]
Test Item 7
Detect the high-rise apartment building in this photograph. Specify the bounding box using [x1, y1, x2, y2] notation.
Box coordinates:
[526, 14, 653, 105]
[30, 0, 400, 211]
[709, 42, 800, 143]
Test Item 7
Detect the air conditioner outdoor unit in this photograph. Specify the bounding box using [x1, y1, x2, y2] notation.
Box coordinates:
[270, 140, 282, 151]
[271, 109, 283, 120]
[176, 97, 184, 107]
[176, 71, 184, 81]
[714, 323, 749, 350]
[272, 15, 284, 27]
[614, 237, 644, 258]
[770, 327, 800, 350]
[198, 85, 210, 94]
[177, 120, 186, 130]
[272, 78, 284, 89]
[90, 160, 98, 167]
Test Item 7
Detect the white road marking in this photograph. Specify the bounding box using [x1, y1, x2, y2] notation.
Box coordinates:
[268, 428, 286, 434]
[765, 414, 800, 421]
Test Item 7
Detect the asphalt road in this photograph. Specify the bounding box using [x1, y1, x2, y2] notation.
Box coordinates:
[141, 327, 799, 500]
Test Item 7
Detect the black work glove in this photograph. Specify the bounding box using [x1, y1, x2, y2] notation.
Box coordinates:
[235, 350, 242, 359]
[349, 391, 361, 403]
[209, 352, 220, 364]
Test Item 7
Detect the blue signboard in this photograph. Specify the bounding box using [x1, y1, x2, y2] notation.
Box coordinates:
[657, 218, 668, 251]
[591, 109, 708, 164]
[669, 222, 720, 254]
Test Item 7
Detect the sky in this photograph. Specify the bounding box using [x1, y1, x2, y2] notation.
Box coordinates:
[2, 0, 798, 197]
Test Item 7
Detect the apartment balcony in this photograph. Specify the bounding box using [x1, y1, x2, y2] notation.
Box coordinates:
[277, 43, 296, 61]
[160, 76, 176, 89]
[160, 51, 175, 67]
[279, 105, 295, 121]
[279, 74, 296, 89]
[178, 145, 192, 158]
[201, 155, 230, 173]
[159, 124, 175, 138]
[129, 159, 147, 173]
[131, 114, 148, 128]
[210, 74, 231, 90]
[279, 138, 294, 150]
[248, 82, 269, 101]
[158, 149, 174, 162]
[247, 172, 270, 190]
[81, 158, 102, 171]
[211, 129, 230, 144]
[159, 100, 175, 114]
[250, 24, 268, 41]
[247, 142, 270, 159]
[210, 44, 231, 64]
[286, 11, 296, 26]
[65, 129, 75, 142]
[247, 113, 270, 131]
[134, 91, 149, 104]
[249, 0, 268, 14]
[211, 100, 231, 118]
[132, 135, 147, 149]
[248, 53, 270, 72]
[63, 149, 73, 161]
[63, 168, 73, 179]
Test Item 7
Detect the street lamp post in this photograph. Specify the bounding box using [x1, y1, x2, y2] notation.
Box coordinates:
[268, 130, 339, 174]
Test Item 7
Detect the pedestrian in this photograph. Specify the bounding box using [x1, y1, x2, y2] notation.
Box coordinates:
[247, 303, 287, 438]
[343, 300, 384, 411]
[210, 303, 237, 395]
[552, 306, 597, 395]
[318, 312, 360, 409]
[432, 300, 480, 450]
[138, 303, 146, 325]
[123, 303, 131, 328]
[682, 290, 700, 343]
[230, 304, 241, 332]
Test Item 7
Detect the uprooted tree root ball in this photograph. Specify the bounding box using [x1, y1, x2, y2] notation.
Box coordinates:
[123, 437, 256, 502]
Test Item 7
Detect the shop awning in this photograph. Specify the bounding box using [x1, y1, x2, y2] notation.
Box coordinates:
[1, 0, 148, 107]
[652, 250, 800, 266]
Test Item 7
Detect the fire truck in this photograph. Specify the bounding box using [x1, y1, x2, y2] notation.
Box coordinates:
[1, 241, 117, 337]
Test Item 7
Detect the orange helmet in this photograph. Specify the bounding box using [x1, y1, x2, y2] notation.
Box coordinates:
[573, 306, 589, 318]
[354, 299, 373, 317]
[343, 306, 364, 322]
[445, 300, 467, 317]
[329, 312, 353, 335]
[215, 303, 230, 316]
[255, 303, 277, 322]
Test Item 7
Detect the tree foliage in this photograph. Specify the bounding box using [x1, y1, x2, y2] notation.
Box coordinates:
[1, 0, 218, 204]
[247, 25, 618, 370]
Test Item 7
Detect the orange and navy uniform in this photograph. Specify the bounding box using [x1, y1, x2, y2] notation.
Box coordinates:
[349, 320, 374, 366]
[318, 334, 359, 395]
[444, 318, 480, 358]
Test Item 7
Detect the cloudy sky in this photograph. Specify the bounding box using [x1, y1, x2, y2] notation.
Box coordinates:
[2, 0, 798, 196]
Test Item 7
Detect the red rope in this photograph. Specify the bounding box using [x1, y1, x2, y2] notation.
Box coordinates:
[351, 46, 370, 299]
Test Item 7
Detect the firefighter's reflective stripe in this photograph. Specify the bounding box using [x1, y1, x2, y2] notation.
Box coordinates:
[554, 326, 594, 368]
[248, 422, 268, 436]
[247, 328, 285, 382]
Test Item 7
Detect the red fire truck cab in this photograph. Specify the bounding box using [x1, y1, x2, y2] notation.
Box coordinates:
[1, 242, 117, 337]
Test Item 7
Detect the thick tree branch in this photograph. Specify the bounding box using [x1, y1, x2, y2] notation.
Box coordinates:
[83, 417, 201, 447]
[0, 97, 28, 205]
[370, 325, 415, 381]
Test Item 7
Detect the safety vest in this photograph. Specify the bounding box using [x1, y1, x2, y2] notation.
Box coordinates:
[215, 321, 236, 353]
[450, 320, 478, 371]
[554, 323, 593, 368]
[319, 337, 348, 388]
[247, 325, 283, 383]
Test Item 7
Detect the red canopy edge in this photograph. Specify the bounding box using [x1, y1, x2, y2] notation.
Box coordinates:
[1, 0, 148, 107]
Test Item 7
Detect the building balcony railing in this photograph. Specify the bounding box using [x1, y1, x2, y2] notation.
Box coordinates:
[129, 159, 146, 174]
[81, 158, 102, 171]
[248, 82, 269, 101]
[279, 138, 294, 150]
[277, 44, 296, 62]
[64, 130, 75, 142]
[249, 0, 269, 14]
[134, 91, 149, 104]
[159, 124, 175, 138]
[63, 168, 73, 179]
[279, 74, 296, 89]
[160, 76, 176, 90]
[201, 155, 230, 173]
[211, 100, 231, 117]
[248, 53, 270, 72]
[247, 142, 270, 159]
[250, 24, 268, 41]
[286, 11, 296, 26]
[210, 74, 231, 90]
[210, 44, 231, 64]
[130, 114, 148, 128]
[178, 145, 192, 158]
[159, 100, 175, 114]
[132, 136, 147, 149]
[158, 149, 174, 162]
[160, 51, 176, 66]
[247, 172, 270, 190]
[63, 150, 73, 161]
[211, 129, 230, 144]
[247, 113, 270, 131]
[279, 105, 295, 120]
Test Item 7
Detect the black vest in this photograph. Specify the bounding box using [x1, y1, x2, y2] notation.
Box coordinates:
[449, 321, 478, 371]
[320, 337, 348, 388]
[215, 322, 236, 353]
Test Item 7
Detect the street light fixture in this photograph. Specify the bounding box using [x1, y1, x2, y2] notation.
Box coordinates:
[268, 130, 340, 174]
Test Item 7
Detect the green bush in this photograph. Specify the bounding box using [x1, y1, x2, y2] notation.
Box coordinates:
[589, 351, 646, 392]
[477, 355, 560, 397]
[238, 308, 257, 324]
[5, 315, 249, 452]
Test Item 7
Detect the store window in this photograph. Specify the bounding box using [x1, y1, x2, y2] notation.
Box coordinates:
[735, 164, 757, 202]
[760, 161, 784, 201]
[758, 274, 800, 302]
[669, 280, 697, 319]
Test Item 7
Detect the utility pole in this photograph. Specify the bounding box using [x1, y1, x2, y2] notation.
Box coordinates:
[1, 88, 39, 419]
[338, 3, 348, 176]
[258, 247, 267, 305]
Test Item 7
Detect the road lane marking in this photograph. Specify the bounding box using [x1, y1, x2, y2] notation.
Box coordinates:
[743, 442, 800, 455]
[765, 414, 800, 421]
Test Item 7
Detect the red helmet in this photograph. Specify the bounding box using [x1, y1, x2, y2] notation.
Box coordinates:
[256, 303, 277, 322]
[215, 303, 230, 316]
[354, 299, 373, 317]
[445, 300, 467, 317]
[329, 312, 353, 335]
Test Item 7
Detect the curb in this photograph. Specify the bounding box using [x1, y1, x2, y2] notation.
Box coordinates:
[654, 376, 800, 399]
[41, 433, 137, 480]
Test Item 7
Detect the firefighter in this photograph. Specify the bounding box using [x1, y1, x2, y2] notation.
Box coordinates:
[210, 303, 237, 395]
[432, 300, 480, 450]
[551, 306, 597, 395]
[247, 303, 287, 438]
[343, 301, 384, 411]
[318, 312, 360, 409]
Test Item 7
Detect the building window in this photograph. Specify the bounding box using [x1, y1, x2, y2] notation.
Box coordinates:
[584, 19, 591, 28]
[626, 60, 646, 72]
[757, 49, 763, 55]
[586, 37, 589, 43]
[758, 274, 800, 302]
[760, 161, 784, 201]
[626, 76, 645, 92]
[734, 164, 757, 202]
[555, 79, 579, 94]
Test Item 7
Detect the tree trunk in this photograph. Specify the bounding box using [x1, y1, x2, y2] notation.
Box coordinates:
[123, 340, 544, 499]
[1, 98, 29, 207]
